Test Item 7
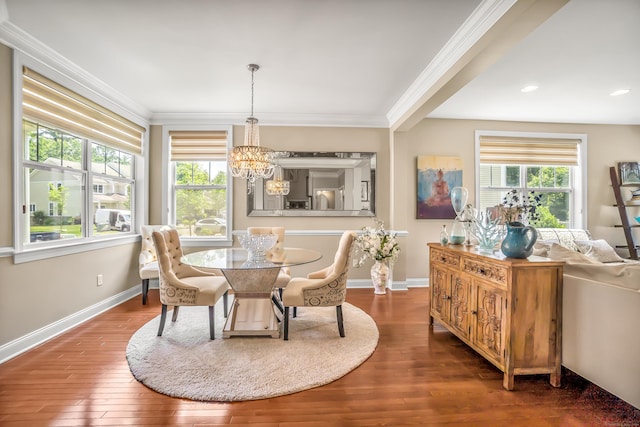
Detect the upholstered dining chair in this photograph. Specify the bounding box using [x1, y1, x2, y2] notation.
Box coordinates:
[247, 226, 291, 296]
[281, 230, 356, 340]
[152, 228, 230, 340]
[139, 224, 175, 304]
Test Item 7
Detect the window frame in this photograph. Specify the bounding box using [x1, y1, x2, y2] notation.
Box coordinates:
[13, 54, 146, 263]
[475, 130, 588, 229]
[161, 125, 234, 247]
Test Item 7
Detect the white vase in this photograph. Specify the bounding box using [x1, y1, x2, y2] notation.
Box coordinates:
[371, 260, 389, 295]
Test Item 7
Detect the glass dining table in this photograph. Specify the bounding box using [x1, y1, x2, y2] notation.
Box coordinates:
[182, 247, 322, 338]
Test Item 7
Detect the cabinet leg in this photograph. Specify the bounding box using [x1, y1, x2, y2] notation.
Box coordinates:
[550, 369, 562, 388]
[503, 372, 515, 391]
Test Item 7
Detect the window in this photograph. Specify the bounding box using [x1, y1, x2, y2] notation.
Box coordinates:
[18, 65, 144, 250]
[476, 131, 587, 229]
[23, 121, 135, 242]
[167, 130, 232, 241]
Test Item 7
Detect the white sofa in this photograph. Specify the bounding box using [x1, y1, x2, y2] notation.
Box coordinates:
[535, 228, 640, 410]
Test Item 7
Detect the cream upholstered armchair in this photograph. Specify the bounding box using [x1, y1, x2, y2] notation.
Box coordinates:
[152, 228, 230, 340]
[282, 230, 356, 340]
[139, 225, 175, 304]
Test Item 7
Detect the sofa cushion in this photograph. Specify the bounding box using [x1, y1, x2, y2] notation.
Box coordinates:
[574, 239, 626, 263]
[535, 228, 592, 252]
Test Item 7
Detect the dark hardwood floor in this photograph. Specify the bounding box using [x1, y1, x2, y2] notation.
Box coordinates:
[1, 287, 638, 426]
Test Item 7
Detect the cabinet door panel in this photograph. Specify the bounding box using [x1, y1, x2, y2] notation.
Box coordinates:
[450, 274, 471, 339]
[431, 266, 450, 321]
[474, 282, 506, 363]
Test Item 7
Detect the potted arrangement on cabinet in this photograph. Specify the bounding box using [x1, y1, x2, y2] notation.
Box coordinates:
[499, 189, 541, 259]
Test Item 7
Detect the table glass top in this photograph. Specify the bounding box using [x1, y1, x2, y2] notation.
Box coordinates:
[182, 247, 322, 270]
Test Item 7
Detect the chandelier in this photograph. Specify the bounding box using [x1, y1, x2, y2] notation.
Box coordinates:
[265, 165, 290, 196]
[228, 64, 275, 182]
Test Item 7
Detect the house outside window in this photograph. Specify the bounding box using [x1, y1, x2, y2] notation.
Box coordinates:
[476, 131, 587, 229]
[91, 142, 134, 236]
[23, 121, 135, 242]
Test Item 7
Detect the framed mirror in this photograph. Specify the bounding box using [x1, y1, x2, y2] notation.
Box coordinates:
[247, 152, 376, 217]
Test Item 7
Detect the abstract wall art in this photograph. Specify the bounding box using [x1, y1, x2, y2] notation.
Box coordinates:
[417, 155, 463, 219]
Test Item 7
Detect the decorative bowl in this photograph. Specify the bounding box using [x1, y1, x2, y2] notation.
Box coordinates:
[635, 216, 640, 224]
[237, 233, 278, 260]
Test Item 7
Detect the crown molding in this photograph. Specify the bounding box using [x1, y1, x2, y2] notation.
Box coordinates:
[0, 1, 8, 24]
[0, 19, 151, 124]
[151, 112, 389, 128]
[386, 0, 517, 130]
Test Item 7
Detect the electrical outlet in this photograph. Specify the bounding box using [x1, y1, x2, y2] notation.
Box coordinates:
[96, 274, 103, 286]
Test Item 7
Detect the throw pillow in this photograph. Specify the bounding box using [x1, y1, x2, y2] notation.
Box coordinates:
[547, 243, 601, 265]
[574, 239, 626, 263]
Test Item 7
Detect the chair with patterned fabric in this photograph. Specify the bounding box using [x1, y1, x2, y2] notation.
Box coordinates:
[152, 228, 229, 340]
[282, 230, 356, 340]
[139, 224, 175, 304]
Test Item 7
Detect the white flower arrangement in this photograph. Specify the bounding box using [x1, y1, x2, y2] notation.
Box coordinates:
[354, 220, 400, 267]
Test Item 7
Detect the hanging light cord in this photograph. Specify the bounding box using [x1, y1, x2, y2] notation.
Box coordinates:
[249, 64, 257, 117]
[250, 68, 254, 117]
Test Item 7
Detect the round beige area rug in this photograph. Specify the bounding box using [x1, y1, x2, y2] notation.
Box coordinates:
[126, 302, 378, 401]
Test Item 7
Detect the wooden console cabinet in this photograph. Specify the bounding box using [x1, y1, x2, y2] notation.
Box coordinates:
[428, 243, 564, 390]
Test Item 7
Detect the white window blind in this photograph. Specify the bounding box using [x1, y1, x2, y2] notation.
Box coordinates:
[479, 135, 580, 166]
[22, 67, 145, 155]
[169, 130, 228, 161]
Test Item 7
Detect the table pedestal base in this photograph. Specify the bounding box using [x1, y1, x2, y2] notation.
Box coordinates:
[223, 298, 279, 338]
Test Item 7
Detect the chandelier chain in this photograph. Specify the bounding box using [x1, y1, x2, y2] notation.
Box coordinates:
[250, 66, 255, 117]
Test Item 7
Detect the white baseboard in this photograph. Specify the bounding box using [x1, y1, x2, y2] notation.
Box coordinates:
[407, 278, 429, 288]
[346, 278, 428, 290]
[0, 285, 140, 364]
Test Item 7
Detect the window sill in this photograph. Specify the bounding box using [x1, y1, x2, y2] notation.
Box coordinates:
[13, 234, 140, 264]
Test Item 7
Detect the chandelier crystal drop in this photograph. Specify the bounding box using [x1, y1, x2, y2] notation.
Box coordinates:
[229, 64, 275, 182]
[265, 165, 290, 196]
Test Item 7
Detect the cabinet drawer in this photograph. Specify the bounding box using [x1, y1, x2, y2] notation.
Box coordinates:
[430, 247, 460, 269]
[461, 258, 508, 286]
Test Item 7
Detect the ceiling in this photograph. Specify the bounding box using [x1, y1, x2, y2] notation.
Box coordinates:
[1, 0, 639, 128]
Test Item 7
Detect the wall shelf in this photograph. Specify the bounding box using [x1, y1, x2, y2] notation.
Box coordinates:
[609, 166, 639, 260]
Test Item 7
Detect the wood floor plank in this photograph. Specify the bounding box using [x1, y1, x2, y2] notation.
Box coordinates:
[1, 288, 638, 426]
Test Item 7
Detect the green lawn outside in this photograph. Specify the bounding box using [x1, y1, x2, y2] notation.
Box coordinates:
[30, 224, 123, 237]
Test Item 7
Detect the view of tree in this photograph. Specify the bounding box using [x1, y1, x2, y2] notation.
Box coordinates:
[26, 121, 82, 164]
[531, 206, 564, 228]
[526, 166, 570, 224]
[48, 183, 68, 231]
[505, 165, 520, 187]
[92, 143, 131, 177]
[175, 162, 227, 235]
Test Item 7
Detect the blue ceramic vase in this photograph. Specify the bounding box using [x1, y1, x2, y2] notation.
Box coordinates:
[500, 221, 537, 259]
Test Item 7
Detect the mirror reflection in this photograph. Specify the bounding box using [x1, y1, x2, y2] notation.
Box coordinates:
[247, 152, 376, 217]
